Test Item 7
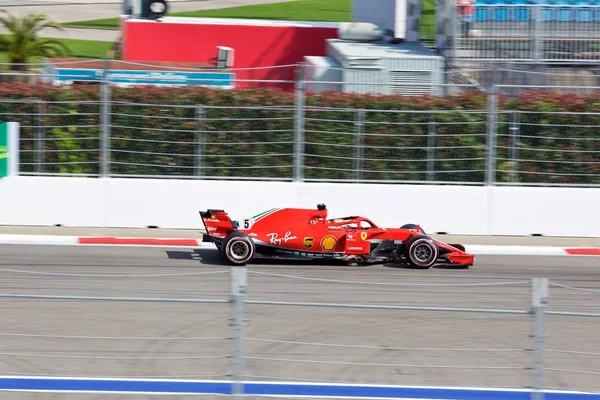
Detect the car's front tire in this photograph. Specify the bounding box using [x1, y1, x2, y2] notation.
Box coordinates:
[221, 232, 255, 266]
[403, 235, 438, 269]
[400, 223, 426, 235]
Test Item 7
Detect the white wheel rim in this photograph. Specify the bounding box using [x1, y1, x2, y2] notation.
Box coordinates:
[412, 242, 433, 263]
[229, 240, 250, 260]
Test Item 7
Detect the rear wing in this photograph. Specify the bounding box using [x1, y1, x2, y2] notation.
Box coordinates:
[199, 209, 236, 240]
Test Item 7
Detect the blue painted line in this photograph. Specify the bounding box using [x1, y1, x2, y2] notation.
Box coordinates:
[241, 383, 600, 400]
[244, 383, 531, 399]
[0, 378, 231, 395]
[1, 377, 599, 399]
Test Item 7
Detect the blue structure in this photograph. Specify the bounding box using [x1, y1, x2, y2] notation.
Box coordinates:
[472, 0, 600, 22]
[1, 377, 600, 399]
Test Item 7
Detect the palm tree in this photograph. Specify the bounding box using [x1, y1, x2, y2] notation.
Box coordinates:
[0, 10, 71, 71]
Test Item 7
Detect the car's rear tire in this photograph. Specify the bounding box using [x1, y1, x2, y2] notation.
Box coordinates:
[403, 235, 438, 269]
[400, 223, 426, 235]
[221, 232, 255, 266]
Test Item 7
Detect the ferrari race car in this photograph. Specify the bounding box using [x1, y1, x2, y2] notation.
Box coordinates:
[199, 204, 474, 268]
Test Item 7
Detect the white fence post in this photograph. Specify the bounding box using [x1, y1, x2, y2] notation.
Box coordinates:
[427, 113, 436, 182]
[231, 267, 247, 399]
[293, 64, 306, 182]
[531, 278, 549, 400]
[354, 109, 364, 182]
[195, 105, 205, 178]
[509, 110, 520, 183]
[486, 85, 498, 185]
[35, 99, 44, 174]
[100, 59, 112, 177]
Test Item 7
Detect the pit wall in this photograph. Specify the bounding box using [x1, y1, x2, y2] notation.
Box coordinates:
[0, 177, 597, 237]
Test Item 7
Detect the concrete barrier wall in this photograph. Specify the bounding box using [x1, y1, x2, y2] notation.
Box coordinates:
[0, 177, 598, 237]
[490, 186, 599, 237]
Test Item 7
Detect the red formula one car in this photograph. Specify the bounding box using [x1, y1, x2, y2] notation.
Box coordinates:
[199, 204, 474, 268]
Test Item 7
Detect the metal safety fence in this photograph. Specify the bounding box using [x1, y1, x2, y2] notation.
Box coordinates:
[0, 265, 599, 398]
[1, 80, 599, 186]
[452, 4, 600, 62]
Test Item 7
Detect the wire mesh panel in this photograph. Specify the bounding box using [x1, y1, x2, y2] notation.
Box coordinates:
[458, 5, 538, 60]
[495, 110, 600, 186]
[456, 4, 600, 62]
[0, 100, 101, 176]
[460, 67, 600, 97]
[0, 301, 232, 377]
[243, 271, 533, 389]
[538, 5, 600, 62]
[110, 102, 197, 177]
[3, 249, 600, 398]
[302, 107, 489, 184]
[302, 107, 357, 181]
[545, 280, 600, 393]
[39, 100, 101, 176]
[201, 105, 294, 180]
[110, 102, 294, 179]
[402, 110, 487, 183]
[361, 110, 434, 182]
[243, 306, 531, 388]
[3, 76, 600, 187]
[0, 100, 37, 174]
[0, 247, 233, 383]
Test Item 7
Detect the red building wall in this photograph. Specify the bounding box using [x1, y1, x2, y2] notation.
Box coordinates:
[122, 19, 339, 89]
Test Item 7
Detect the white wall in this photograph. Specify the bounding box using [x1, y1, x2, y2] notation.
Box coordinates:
[353, 0, 397, 35]
[489, 186, 600, 237]
[353, 0, 421, 41]
[0, 176, 598, 237]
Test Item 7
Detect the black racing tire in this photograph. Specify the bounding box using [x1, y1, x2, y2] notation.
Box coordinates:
[449, 243, 466, 252]
[400, 223, 426, 235]
[403, 235, 439, 269]
[221, 232, 255, 266]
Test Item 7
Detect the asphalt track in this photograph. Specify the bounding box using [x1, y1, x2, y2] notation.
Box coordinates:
[0, 244, 599, 399]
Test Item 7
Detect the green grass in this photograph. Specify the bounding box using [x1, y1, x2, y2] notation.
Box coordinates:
[0, 36, 114, 67]
[64, 17, 122, 30]
[64, 0, 436, 40]
[54, 37, 114, 58]
[174, 0, 351, 21]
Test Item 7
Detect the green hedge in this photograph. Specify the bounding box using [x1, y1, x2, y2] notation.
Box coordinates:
[0, 83, 598, 185]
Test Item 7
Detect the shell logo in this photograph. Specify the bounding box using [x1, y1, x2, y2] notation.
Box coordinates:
[320, 235, 338, 251]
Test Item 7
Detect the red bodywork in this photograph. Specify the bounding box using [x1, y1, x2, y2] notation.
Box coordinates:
[200, 206, 474, 267]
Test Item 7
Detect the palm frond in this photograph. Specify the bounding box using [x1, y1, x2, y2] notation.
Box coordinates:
[0, 10, 71, 70]
[0, 10, 19, 33]
[23, 12, 64, 35]
[28, 38, 71, 57]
